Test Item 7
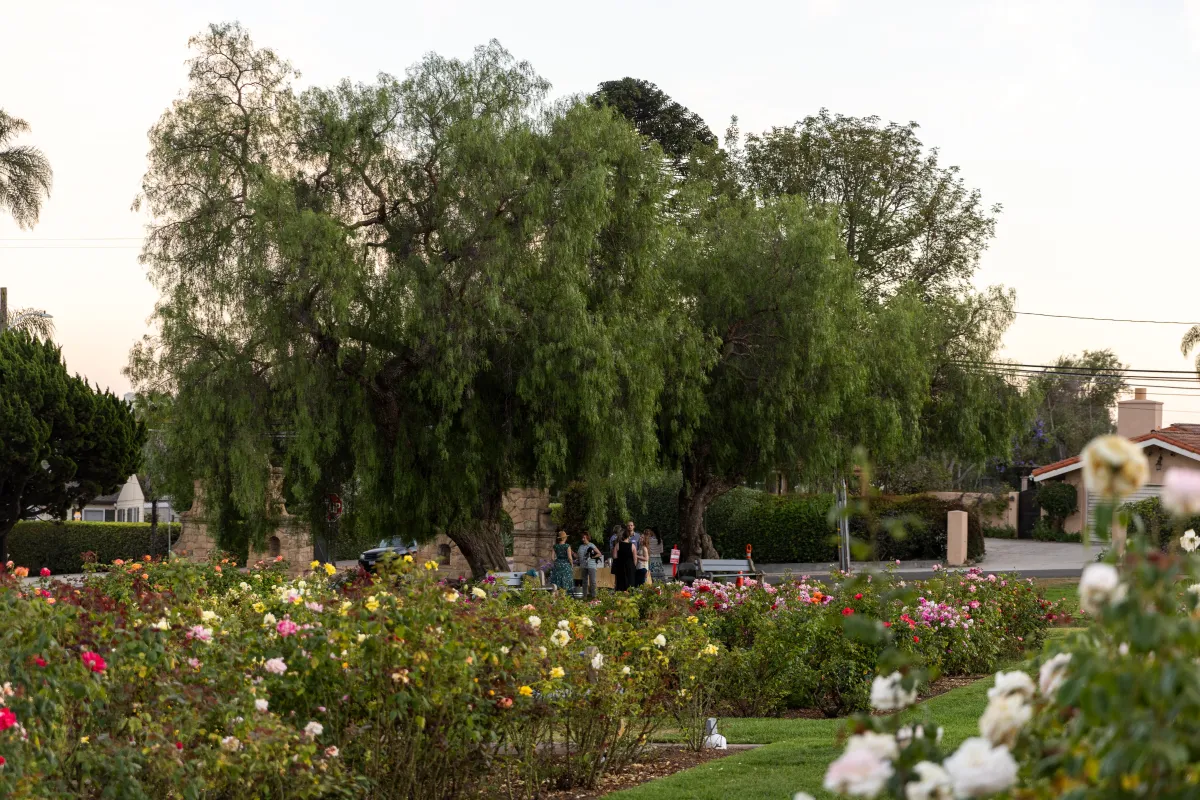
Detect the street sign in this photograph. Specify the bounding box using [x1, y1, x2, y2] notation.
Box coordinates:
[670, 545, 680, 577]
[325, 493, 343, 522]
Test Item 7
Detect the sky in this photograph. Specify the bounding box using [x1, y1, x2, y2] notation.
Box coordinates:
[4, 0, 1200, 423]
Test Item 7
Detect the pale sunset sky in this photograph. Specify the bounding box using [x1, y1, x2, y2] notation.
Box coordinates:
[3, 0, 1200, 421]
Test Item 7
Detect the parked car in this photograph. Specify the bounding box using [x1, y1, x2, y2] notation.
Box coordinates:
[358, 537, 420, 573]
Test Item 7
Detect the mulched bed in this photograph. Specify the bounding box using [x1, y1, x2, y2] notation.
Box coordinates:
[534, 747, 738, 799]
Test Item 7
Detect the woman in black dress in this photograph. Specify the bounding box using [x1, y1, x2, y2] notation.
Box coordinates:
[612, 527, 636, 591]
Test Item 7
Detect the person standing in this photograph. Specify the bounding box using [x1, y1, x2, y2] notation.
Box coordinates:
[645, 528, 667, 583]
[549, 530, 576, 593]
[634, 534, 650, 586]
[611, 528, 636, 591]
[577, 531, 603, 599]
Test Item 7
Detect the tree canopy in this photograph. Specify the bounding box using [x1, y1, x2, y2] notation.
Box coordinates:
[130, 25, 700, 576]
[742, 109, 1000, 301]
[1016, 350, 1127, 467]
[0, 110, 53, 230]
[591, 78, 716, 164]
[0, 331, 143, 561]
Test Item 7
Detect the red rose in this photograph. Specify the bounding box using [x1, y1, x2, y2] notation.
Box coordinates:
[34, 656, 46, 667]
[175, 741, 183, 750]
[81, 651, 107, 674]
[0, 708, 16, 732]
[40, 568, 51, 577]
[882, 621, 892, 628]
[0, 755, 5, 766]
[842, 607, 854, 616]
[854, 593, 863, 600]
[913, 636, 920, 643]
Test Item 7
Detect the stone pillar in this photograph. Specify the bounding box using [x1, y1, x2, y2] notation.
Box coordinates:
[947, 510, 968, 566]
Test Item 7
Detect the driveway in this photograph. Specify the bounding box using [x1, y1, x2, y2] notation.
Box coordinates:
[758, 538, 1096, 582]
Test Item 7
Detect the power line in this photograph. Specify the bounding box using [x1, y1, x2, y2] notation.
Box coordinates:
[1014, 310, 1200, 325]
[0, 237, 143, 241]
[955, 361, 1200, 374]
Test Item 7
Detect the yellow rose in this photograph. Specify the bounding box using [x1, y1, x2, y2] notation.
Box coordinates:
[403, 554, 414, 563]
[518, 685, 533, 697]
[252, 602, 265, 614]
[310, 560, 320, 570]
[1081, 435, 1148, 500]
[365, 596, 380, 612]
[549, 667, 565, 679]
[323, 563, 336, 576]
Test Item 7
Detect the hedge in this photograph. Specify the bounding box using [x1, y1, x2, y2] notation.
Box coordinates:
[594, 474, 983, 563]
[1121, 496, 1200, 551]
[8, 521, 181, 574]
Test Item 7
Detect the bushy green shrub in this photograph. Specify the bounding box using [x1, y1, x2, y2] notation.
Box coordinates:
[1120, 495, 1200, 551]
[1036, 481, 1078, 532]
[984, 524, 1018, 539]
[1032, 517, 1081, 543]
[7, 521, 180, 574]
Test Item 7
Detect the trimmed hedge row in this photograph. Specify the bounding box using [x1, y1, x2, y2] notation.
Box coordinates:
[603, 475, 984, 563]
[8, 521, 181, 574]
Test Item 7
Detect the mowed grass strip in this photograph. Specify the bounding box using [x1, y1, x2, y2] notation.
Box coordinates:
[612, 674, 1002, 800]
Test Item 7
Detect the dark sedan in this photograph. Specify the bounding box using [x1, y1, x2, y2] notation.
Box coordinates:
[358, 537, 420, 573]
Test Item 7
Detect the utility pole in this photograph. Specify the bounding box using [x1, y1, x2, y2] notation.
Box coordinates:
[1, 287, 7, 332]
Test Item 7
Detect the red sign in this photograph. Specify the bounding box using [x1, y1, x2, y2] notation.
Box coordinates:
[669, 546, 680, 565]
[325, 493, 343, 522]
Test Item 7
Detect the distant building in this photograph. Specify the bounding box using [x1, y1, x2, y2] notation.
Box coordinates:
[77, 475, 180, 523]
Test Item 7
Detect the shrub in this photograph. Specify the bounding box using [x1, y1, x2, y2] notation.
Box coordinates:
[983, 524, 1017, 539]
[7, 521, 180, 574]
[1031, 517, 1081, 542]
[1036, 481, 1077, 532]
[1120, 495, 1200, 551]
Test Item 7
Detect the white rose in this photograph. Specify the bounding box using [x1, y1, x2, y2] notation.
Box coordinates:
[978, 693, 1031, 747]
[1078, 563, 1124, 615]
[550, 629, 571, 647]
[1038, 652, 1071, 697]
[943, 737, 1017, 798]
[527, 615, 541, 629]
[1182, 529, 1200, 554]
[201, 610, 219, 622]
[621, 666, 631, 676]
[151, 617, 170, 631]
[263, 613, 277, 627]
[870, 672, 917, 712]
[591, 652, 604, 669]
[471, 587, 487, 599]
[652, 634, 667, 648]
[904, 760, 953, 800]
[987, 670, 1035, 701]
[557, 619, 570, 630]
[263, 658, 288, 675]
[823, 747, 894, 798]
[255, 699, 269, 712]
[846, 731, 898, 761]
[1081, 435, 1147, 500]
[443, 589, 459, 603]
[499, 646, 510, 655]
[220, 736, 242, 752]
[303, 720, 324, 737]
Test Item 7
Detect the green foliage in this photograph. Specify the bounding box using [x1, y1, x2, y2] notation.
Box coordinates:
[741, 109, 999, 300]
[1036, 481, 1078, 532]
[1031, 517, 1081, 542]
[0, 331, 144, 561]
[591, 78, 717, 165]
[1121, 495, 1200, 551]
[131, 25, 700, 576]
[1014, 350, 1127, 467]
[560, 481, 590, 539]
[983, 524, 1017, 539]
[0, 109, 53, 229]
[7, 521, 180, 574]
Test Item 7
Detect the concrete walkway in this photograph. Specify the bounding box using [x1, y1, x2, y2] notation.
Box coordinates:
[758, 537, 1096, 582]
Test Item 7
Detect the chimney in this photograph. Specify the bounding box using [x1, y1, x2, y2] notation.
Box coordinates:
[1117, 388, 1163, 439]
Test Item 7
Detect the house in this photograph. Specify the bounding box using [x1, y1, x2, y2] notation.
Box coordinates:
[76, 475, 180, 523]
[1031, 388, 1200, 535]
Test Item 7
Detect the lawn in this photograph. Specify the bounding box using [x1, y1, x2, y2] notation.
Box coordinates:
[1036, 577, 1081, 618]
[612, 674, 1003, 800]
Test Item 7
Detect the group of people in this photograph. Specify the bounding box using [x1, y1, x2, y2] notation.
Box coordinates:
[548, 520, 666, 598]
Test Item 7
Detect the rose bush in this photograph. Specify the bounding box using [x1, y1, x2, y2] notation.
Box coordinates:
[0, 546, 1051, 797]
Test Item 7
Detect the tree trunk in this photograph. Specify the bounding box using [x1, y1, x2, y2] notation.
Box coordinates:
[150, 496, 159, 556]
[446, 485, 511, 580]
[677, 458, 732, 562]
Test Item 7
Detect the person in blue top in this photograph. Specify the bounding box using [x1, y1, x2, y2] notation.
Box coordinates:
[549, 530, 576, 592]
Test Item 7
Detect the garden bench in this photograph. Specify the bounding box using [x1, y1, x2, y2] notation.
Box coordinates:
[695, 558, 762, 583]
[489, 570, 553, 591]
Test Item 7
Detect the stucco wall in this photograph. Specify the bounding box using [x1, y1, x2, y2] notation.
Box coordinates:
[926, 491, 1018, 530]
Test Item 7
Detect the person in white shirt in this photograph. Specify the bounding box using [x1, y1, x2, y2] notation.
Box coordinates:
[577, 531, 604, 599]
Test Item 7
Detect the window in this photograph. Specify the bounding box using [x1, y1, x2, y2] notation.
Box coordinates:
[83, 510, 103, 522]
[104, 509, 115, 522]
[268, 536, 281, 558]
[130, 508, 139, 523]
[437, 543, 451, 566]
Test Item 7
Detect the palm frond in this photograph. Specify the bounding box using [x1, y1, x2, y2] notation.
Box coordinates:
[0, 108, 53, 229]
[7, 307, 55, 338]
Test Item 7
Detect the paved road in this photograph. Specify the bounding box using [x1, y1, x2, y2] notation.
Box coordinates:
[757, 537, 1096, 582]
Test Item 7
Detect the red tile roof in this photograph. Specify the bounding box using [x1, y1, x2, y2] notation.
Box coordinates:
[1031, 424, 1200, 478]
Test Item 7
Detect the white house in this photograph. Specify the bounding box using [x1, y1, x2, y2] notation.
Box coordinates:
[77, 475, 180, 523]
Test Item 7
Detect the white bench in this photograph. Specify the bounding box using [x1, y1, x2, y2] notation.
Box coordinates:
[695, 558, 762, 583]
